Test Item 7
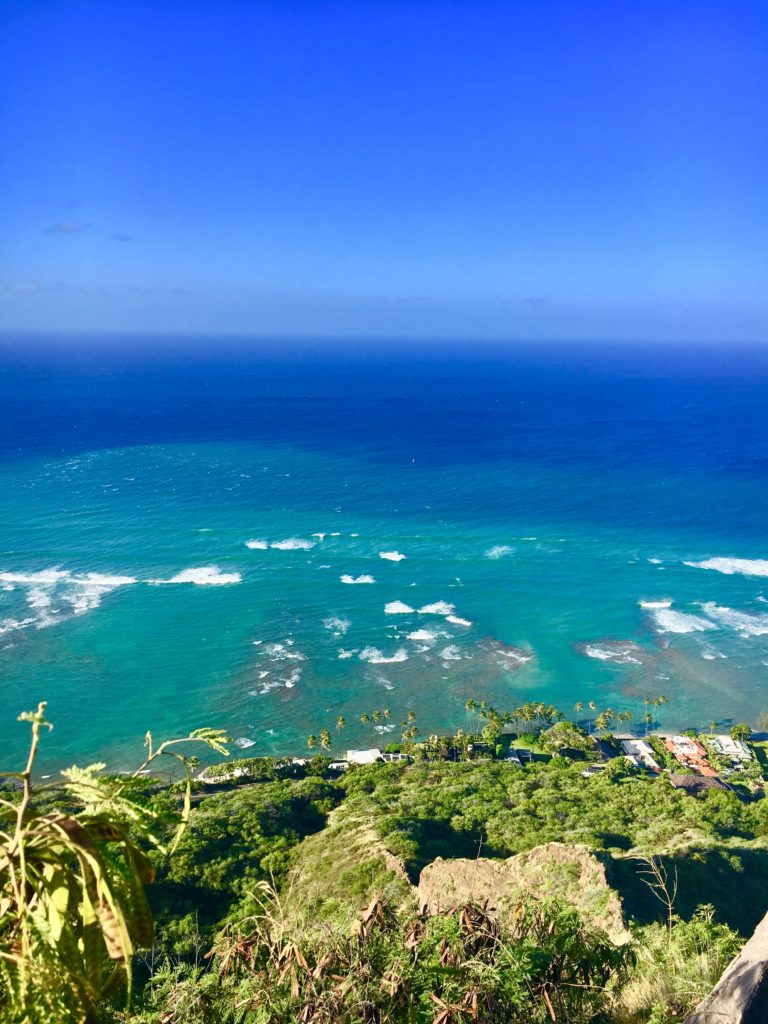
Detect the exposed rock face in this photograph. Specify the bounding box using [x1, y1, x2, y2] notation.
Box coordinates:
[684, 911, 768, 1024]
[417, 842, 630, 945]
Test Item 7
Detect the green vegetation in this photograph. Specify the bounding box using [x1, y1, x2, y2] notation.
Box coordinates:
[0, 703, 228, 1024]
[2, 702, 766, 1023]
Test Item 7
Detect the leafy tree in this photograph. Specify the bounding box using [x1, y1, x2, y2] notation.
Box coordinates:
[730, 723, 753, 742]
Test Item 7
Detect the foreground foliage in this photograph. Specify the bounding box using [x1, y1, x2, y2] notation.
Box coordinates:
[131, 885, 631, 1024]
[0, 707, 762, 1023]
[0, 704, 228, 1024]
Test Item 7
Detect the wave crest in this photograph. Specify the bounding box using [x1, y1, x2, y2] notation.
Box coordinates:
[684, 556, 768, 577]
[379, 551, 407, 562]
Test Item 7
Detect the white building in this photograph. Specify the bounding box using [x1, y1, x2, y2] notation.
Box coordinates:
[712, 735, 752, 761]
[619, 739, 660, 772]
[346, 747, 383, 765]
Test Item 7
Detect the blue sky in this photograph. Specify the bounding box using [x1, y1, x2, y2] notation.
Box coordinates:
[1, 0, 766, 340]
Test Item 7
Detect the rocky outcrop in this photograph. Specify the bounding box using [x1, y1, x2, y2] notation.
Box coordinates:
[418, 842, 629, 944]
[684, 911, 768, 1024]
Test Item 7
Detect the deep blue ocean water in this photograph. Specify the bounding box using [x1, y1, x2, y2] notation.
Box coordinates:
[1, 336, 768, 771]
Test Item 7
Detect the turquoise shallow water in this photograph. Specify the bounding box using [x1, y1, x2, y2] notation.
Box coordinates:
[1, 339, 767, 769]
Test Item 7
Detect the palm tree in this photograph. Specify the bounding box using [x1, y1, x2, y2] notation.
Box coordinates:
[406, 710, 417, 724]
[360, 713, 370, 726]
[319, 729, 331, 751]
[307, 734, 318, 750]
[336, 716, 346, 732]
[464, 698, 478, 733]
[588, 701, 597, 734]
[574, 701, 584, 721]
[372, 709, 381, 723]
[382, 708, 390, 719]
[454, 728, 470, 761]
[655, 695, 667, 729]
[642, 696, 652, 734]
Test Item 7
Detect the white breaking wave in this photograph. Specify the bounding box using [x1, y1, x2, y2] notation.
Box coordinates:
[639, 599, 672, 610]
[263, 641, 305, 661]
[0, 616, 39, 636]
[245, 539, 269, 550]
[337, 648, 357, 659]
[0, 568, 139, 632]
[234, 737, 256, 748]
[445, 615, 472, 627]
[250, 678, 282, 696]
[323, 616, 351, 635]
[700, 603, 768, 637]
[26, 588, 54, 610]
[0, 569, 70, 586]
[374, 723, 395, 734]
[359, 646, 409, 664]
[284, 668, 301, 688]
[485, 545, 515, 559]
[384, 601, 415, 614]
[270, 538, 315, 551]
[582, 643, 641, 665]
[407, 628, 439, 643]
[153, 566, 242, 585]
[684, 557, 768, 578]
[340, 574, 376, 584]
[379, 551, 407, 562]
[418, 601, 456, 616]
[440, 644, 463, 661]
[66, 574, 138, 614]
[652, 608, 715, 634]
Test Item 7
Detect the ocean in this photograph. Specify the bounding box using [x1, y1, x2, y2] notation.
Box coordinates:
[1, 336, 767, 771]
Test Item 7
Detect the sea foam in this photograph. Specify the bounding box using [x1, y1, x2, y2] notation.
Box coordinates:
[323, 616, 351, 635]
[418, 601, 456, 616]
[384, 601, 414, 614]
[485, 545, 515, 559]
[153, 566, 242, 585]
[0, 568, 139, 631]
[379, 551, 407, 562]
[359, 646, 409, 664]
[270, 538, 315, 551]
[407, 628, 439, 643]
[684, 557, 768, 578]
[700, 603, 768, 637]
[340, 574, 376, 584]
[245, 539, 269, 549]
[652, 608, 715, 634]
[0, 569, 70, 586]
[445, 615, 472, 627]
[440, 644, 463, 661]
[581, 642, 642, 665]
